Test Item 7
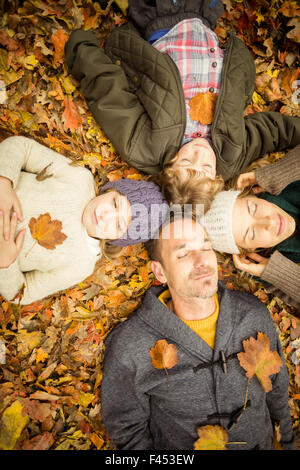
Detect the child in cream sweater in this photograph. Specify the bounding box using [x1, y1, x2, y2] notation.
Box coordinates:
[0, 136, 168, 305]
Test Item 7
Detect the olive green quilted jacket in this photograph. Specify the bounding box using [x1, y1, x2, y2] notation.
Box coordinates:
[65, 22, 300, 180]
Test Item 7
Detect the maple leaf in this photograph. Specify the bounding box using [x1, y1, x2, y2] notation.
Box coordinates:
[149, 339, 179, 370]
[237, 332, 283, 392]
[194, 425, 228, 450]
[51, 29, 69, 66]
[189, 91, 218, 124]
[28, 213, 67, 251]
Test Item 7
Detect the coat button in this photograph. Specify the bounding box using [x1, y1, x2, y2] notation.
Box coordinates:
[132, 76, 138, 83]
[212, 61, 217, 68]
[209, 87, 215, 93]
[115, 59, 121, 66]
[210, 47, 215, 53]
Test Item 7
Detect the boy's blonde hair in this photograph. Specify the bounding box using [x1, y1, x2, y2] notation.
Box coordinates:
[153, 166, 224, 213]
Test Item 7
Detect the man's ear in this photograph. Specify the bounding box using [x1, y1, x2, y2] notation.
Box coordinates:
[151, 260, 167, 284]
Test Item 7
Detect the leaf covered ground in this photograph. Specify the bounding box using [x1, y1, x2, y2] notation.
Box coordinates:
[0, 0, 299, 450]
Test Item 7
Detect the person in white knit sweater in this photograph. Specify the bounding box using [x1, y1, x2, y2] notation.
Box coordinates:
[0, 136, 168, 305]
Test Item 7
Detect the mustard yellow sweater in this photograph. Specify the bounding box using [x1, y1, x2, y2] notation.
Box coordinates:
[158, 289, 219, 349]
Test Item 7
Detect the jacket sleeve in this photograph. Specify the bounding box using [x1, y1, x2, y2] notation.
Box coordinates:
[0, 261, 91, 305]
[101, 334, 154, 450]
[0, 136, 78, 187]
[65, 29, 151, 172]
[255, 144, 300, 195]
[266, 328, 295, 450]
[244, 112, 300, 168]
[261, 250, 300, 307]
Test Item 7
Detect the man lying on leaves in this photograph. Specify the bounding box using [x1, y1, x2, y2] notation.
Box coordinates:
[65, 0, 300, 205]
[0, 136, 169, 305]
[101, 211, 294, 450]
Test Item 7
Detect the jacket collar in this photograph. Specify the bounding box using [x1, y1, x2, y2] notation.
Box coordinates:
[137, 281, 237, 362]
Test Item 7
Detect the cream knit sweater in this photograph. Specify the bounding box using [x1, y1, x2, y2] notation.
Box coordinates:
[0, 136, 99, 305]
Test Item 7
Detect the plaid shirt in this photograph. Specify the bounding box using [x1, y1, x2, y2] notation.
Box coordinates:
[153, 18, 224, 142]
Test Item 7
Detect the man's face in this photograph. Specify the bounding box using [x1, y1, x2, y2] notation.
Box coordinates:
[152, 218, 218, 300]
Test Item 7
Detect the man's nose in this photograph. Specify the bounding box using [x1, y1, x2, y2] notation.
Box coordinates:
[193, 251, 209, 268]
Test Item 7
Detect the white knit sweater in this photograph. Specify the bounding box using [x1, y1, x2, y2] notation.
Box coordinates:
[0, 136, 100, 305]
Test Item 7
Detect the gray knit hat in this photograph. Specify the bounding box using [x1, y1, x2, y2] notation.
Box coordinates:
[100, 179, 169, 246]
[202, 190, 241, 254]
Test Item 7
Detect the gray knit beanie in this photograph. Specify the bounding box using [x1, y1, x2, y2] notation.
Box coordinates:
[202, 190, 241, 254]
[100, 179, 169, 246]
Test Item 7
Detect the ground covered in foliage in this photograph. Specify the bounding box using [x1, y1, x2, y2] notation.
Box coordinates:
[0, 0, 299, 450]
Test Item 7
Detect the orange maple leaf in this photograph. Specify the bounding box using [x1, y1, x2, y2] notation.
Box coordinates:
[149, 339, 179, 370]
[62, 96, 83, 131]
[51, 29, 69, 66]
[28, 213, 67, 251]
[237, 331, 283, 392]
[194, 425, 228, 451]
[189, 91, 218, 124]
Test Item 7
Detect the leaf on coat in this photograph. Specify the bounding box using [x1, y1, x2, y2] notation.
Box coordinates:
[237, 331, 283, 392]
[194, 425, 228, 450]
[0, 400, 29, 450]
[149, 339, 179, 370]
[29, 213, 67, 251]
[189, 91, 218, 124]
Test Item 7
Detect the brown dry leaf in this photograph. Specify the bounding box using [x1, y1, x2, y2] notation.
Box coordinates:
[51, 29, 69, 66]
[62, 96, 83, 131]
[237, 332, 283, 392]
[36, 162, 53, 181]
[278, 1, 300, 17]
[194, 425, 228, 450]
[189, 91, 218, 124]
[286, 18, 300, 43]
[273, 422, 283, 450]
[149, 339, 179, 370]
[29, 213, 67, 250]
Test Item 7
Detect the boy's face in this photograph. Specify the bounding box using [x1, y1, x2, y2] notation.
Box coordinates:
[172, 137, 216, 179]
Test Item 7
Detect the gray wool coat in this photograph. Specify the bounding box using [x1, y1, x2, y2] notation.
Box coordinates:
[101, 282, 294, 450]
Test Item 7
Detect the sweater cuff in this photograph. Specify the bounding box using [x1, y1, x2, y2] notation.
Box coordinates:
[0, 167, 18, 189]
[255, 145, 300, 195]
[0, 259, 24, 302]
[261, 251, 300, 304]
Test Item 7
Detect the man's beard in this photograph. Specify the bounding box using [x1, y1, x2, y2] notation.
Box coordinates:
[169, 269, 218, 300]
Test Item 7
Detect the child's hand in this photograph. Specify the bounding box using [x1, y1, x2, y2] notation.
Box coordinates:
[233, 252, 269, 277]
[236, 171, 264, 194]
[0, 176, 23, 240]
[0, 211, 26, 269]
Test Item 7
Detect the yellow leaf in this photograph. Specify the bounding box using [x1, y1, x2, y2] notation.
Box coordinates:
[0, 401, 30, 450]
[17, 330, 43, 356]
[22, 54, 39, 70]
[59, 75, 76, 94]
[194, 425, 228, 450]
[35, 347, 49, 364]
[114, 0, 128, 15]
[78, 392, 95, 408]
